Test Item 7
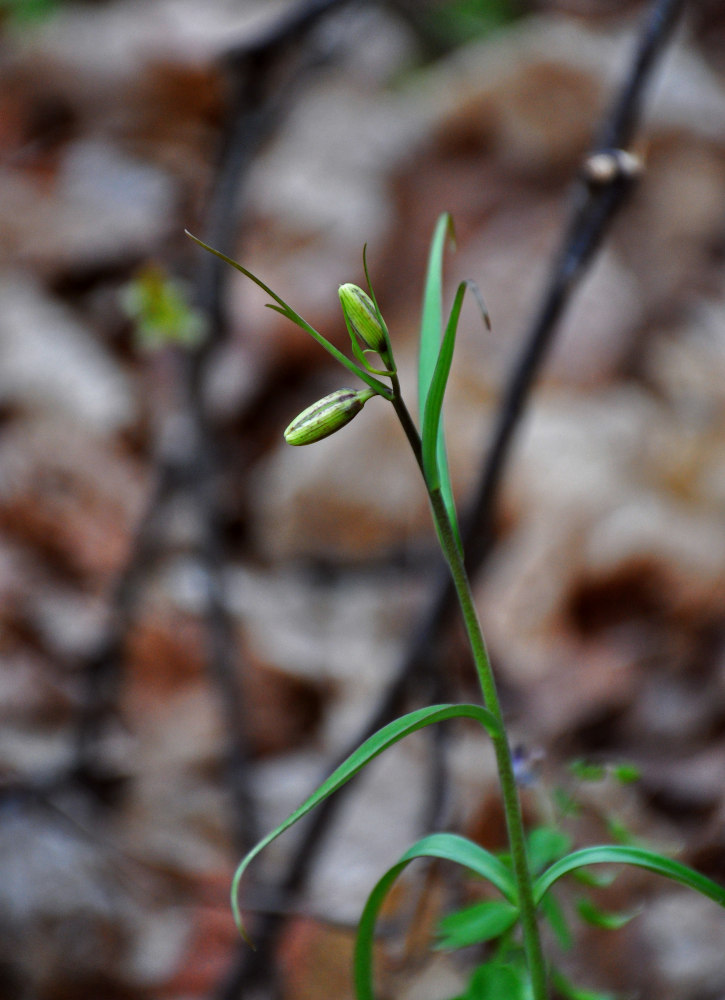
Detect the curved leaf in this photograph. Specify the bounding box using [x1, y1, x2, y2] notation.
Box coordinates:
[231, 703, 500, 939]
[464, 961, 530, 1000]
[421, 280, 468, 491]
[417, 214, 463, 550]
[534, 845, 725, 908]
[576, 898, 639, 931]
[342, 310, 394, 377]
[540, 892, 572, 951]
[354, 833, 518, 1000]
[526, 826, 572, 875]
[186, 231, 393, 400]
[361, 245, 396, 374]
[437, 899, 519, 950]
[418, 212, 454, 423]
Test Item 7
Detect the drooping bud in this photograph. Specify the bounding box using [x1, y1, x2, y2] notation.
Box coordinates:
[284, 387, 376, 446]
[338, 283, 388, 355]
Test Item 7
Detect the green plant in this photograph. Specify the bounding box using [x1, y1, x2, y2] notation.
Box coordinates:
[188, 216, 725, 999]
[121, 264, 207, 352]
[434, 761, 656, 999]
[429, 0, 519, 46]
[1, 0, 58, 26]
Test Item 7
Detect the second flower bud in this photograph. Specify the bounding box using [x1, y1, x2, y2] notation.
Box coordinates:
[339, 283, 389, 356]
[284, 387, 376, 446]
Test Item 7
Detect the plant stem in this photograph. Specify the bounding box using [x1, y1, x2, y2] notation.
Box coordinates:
[426, 486, 547, 998]
[389, 378, 425, 472]
[387, 374, 547, 996]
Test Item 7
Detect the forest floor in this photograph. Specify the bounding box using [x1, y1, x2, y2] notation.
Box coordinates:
[2, 2, 725, 998]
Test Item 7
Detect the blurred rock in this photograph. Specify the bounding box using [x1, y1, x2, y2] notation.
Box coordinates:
[398, 956, 467, 1000]
[2, 139, 174, 275]
[24, 584, 109, 661]
[642, 747, 725, 824]
[2, 3, 725, 999]
[616, 130, 725, 309]
[642, 891, 725, 998]
[249, 395, 430, 560]
[0, 805, 137, 999]
[224, 564, 425, 749]
[0, 416, 145, 584]
[280, 918, 356, 1000]
[0, 275, 137, 432]
[126, 582, 327, 757]
[15, 0, 288, 81]
[0, 651, 72, 727]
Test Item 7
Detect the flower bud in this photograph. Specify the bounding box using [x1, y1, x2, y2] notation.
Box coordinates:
[284, 387, 375, 446]
[338, 283, 388, 354]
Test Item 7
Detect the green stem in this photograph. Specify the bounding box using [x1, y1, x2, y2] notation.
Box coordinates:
[389, 376, 547, 999]
[427, 488, 547, 1000]
[390, 377, 425, 474]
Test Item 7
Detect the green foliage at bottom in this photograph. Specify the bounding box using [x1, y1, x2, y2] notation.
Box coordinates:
[1, 0, 58, 25]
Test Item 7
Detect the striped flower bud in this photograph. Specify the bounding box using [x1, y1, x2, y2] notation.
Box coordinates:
[284, 387, 375, 446]
[339, 283, 388, 354]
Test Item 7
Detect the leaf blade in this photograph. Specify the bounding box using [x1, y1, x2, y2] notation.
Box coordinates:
[417, 216, 465, 552]
[418, 212, 454, 424]
[231, 703, 500, 939]
[534, 845, 725, 908]
[437, 899, 519, 949]
[354, 832, 518, 1000]
[422, 281, 467, 491]
[576, 898, 639, 931]
[186, 231, 393, 399]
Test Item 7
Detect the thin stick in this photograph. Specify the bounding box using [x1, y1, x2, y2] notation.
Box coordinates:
[463, 0, 685, 575]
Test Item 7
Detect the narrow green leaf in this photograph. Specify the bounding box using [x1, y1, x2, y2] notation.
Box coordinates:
[423, 282, 476, 557]
[569, 759, 606, 782]
[606, 817, 640, 846]
[341, 310, 394, 377]
[418, 213, 454, 424]
[612, 763, 640, 785]
[186, 231, 393, 400]
[360, 246, 396, 374]
[3, 0, 59, 24]
[417, 214, 463, 551]
[573, 868, 617, 890]
[231, 704, 500, 940]
[437, 899, 518, 950]
[526, 826, 572, 875]
[534, 845, 725, 909]
[576, 897, 639, 931]
[540, 892, 572, 951]
[553, 787, 582, 819]
[422, 280, 467, 490]
[354, 833, 518, 1000]
[464, 961, 530, 1000]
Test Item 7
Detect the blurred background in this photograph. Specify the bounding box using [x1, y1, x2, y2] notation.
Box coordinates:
[2, 0, 725, 997]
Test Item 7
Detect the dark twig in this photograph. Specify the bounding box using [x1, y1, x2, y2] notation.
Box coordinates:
[226, 0, 355, 65]
[70, 0, 356, 835]
[234, 0, 686, 983]
[463, 0, 685, 576]
[195, 0, 361, 861]
[71, 450, 182, 795]
[195, 0, 361, 351]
